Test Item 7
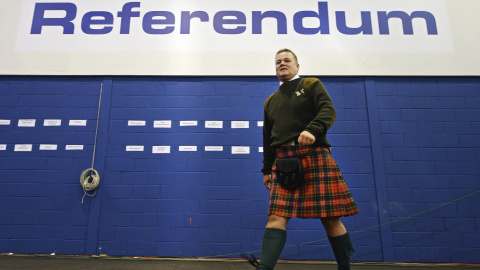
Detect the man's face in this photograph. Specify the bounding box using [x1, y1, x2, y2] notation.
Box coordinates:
[275, 52, 299, 82]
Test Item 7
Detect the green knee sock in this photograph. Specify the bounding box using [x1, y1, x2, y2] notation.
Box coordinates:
[258, 228, 287, 270]
[328, 232, 355, 270]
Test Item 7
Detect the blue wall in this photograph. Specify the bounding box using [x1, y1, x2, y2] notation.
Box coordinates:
[0, 76, 479, 263]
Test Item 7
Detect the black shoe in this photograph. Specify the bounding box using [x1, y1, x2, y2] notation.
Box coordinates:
[242, 254, 259, 269]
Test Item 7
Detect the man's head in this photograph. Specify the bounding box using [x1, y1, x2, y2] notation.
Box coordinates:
[275, 49, 299, 82]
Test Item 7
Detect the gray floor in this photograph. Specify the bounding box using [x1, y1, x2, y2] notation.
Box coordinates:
[1, 256, 480, 270]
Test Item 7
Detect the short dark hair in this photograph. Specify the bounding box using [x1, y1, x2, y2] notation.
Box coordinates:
[275, 48, 298, 64]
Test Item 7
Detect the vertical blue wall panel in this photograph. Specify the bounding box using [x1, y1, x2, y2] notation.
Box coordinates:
[375, 77, 480, 263]
[0, 77, 104, 255]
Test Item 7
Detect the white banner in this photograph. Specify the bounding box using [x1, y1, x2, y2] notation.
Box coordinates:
[1, 0, 479, 75]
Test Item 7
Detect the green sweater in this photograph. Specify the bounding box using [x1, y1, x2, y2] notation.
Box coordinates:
[262, 77, 336, 175]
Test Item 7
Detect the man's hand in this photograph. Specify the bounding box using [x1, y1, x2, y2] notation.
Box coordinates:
[263, 174, 272, 190]
[298, 130, 315, 146]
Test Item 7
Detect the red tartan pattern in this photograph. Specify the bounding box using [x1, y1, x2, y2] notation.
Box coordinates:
[269, 146, 359, 219]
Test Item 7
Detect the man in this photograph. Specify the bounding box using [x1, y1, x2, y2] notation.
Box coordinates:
[256, 49, 359, 270]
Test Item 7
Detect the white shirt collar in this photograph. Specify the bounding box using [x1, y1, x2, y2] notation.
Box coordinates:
[279, 75, 300, 85]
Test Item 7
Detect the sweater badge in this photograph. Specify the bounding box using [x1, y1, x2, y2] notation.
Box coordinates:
[295, 89, 305, 96]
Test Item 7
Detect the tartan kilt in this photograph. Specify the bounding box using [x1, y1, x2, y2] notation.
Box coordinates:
[269, 145, 359, 219]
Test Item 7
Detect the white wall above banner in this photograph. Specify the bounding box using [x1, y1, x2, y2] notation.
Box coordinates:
[1, 0, 479, 75]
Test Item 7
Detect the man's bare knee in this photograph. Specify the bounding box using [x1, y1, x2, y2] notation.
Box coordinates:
[321, 217, 346, 237]
[266, 215, 289, 230]
[321, 217, 340, 227]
